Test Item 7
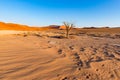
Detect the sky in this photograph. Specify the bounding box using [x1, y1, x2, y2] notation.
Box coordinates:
[0, 0, 120, 27]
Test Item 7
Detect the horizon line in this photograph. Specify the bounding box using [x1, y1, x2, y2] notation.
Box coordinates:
[0, 21, 120, 28]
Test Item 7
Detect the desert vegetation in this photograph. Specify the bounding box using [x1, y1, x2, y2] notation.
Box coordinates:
[63, 22, 75, 38]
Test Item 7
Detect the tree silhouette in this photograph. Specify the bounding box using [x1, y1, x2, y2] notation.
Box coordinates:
[63, 22, 74, 38]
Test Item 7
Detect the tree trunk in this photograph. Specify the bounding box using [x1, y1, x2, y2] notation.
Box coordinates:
[66, 30, 69, 38]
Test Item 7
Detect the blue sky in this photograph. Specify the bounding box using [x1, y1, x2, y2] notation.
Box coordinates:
[0, 0, 120, 27]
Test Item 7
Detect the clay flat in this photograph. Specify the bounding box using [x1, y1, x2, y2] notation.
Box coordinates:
[0, 28, 120, 80]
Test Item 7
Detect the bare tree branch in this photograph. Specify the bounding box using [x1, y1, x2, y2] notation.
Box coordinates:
[63, 22, 75, 38]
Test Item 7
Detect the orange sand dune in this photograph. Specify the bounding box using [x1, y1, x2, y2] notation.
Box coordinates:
[0, 22, 57, 31]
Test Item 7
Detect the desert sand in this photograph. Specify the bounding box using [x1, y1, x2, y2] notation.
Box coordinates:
[0, 24, 120, 80]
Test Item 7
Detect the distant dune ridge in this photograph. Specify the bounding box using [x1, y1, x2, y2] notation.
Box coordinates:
[0, 22, 60, 31]
[0, 21, 120, 30]
[0, 21, 120, 31]
[0, 22, 30, 30]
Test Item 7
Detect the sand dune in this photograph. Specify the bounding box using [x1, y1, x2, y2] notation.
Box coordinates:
[0, 23, 120, 80]
[0, 22, 58, 31]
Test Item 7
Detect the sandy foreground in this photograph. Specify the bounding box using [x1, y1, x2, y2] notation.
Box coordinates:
[0, 29, 120, 80]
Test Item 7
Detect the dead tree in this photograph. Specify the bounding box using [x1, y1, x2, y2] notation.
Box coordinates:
[63, 22, 74, 38]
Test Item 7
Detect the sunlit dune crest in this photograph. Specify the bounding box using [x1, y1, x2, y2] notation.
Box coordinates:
[0, 22, 58, 31]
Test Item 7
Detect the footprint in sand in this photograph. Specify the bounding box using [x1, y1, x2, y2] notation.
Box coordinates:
[58, 49, 62, 54]
[80, 47, 85, 52]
